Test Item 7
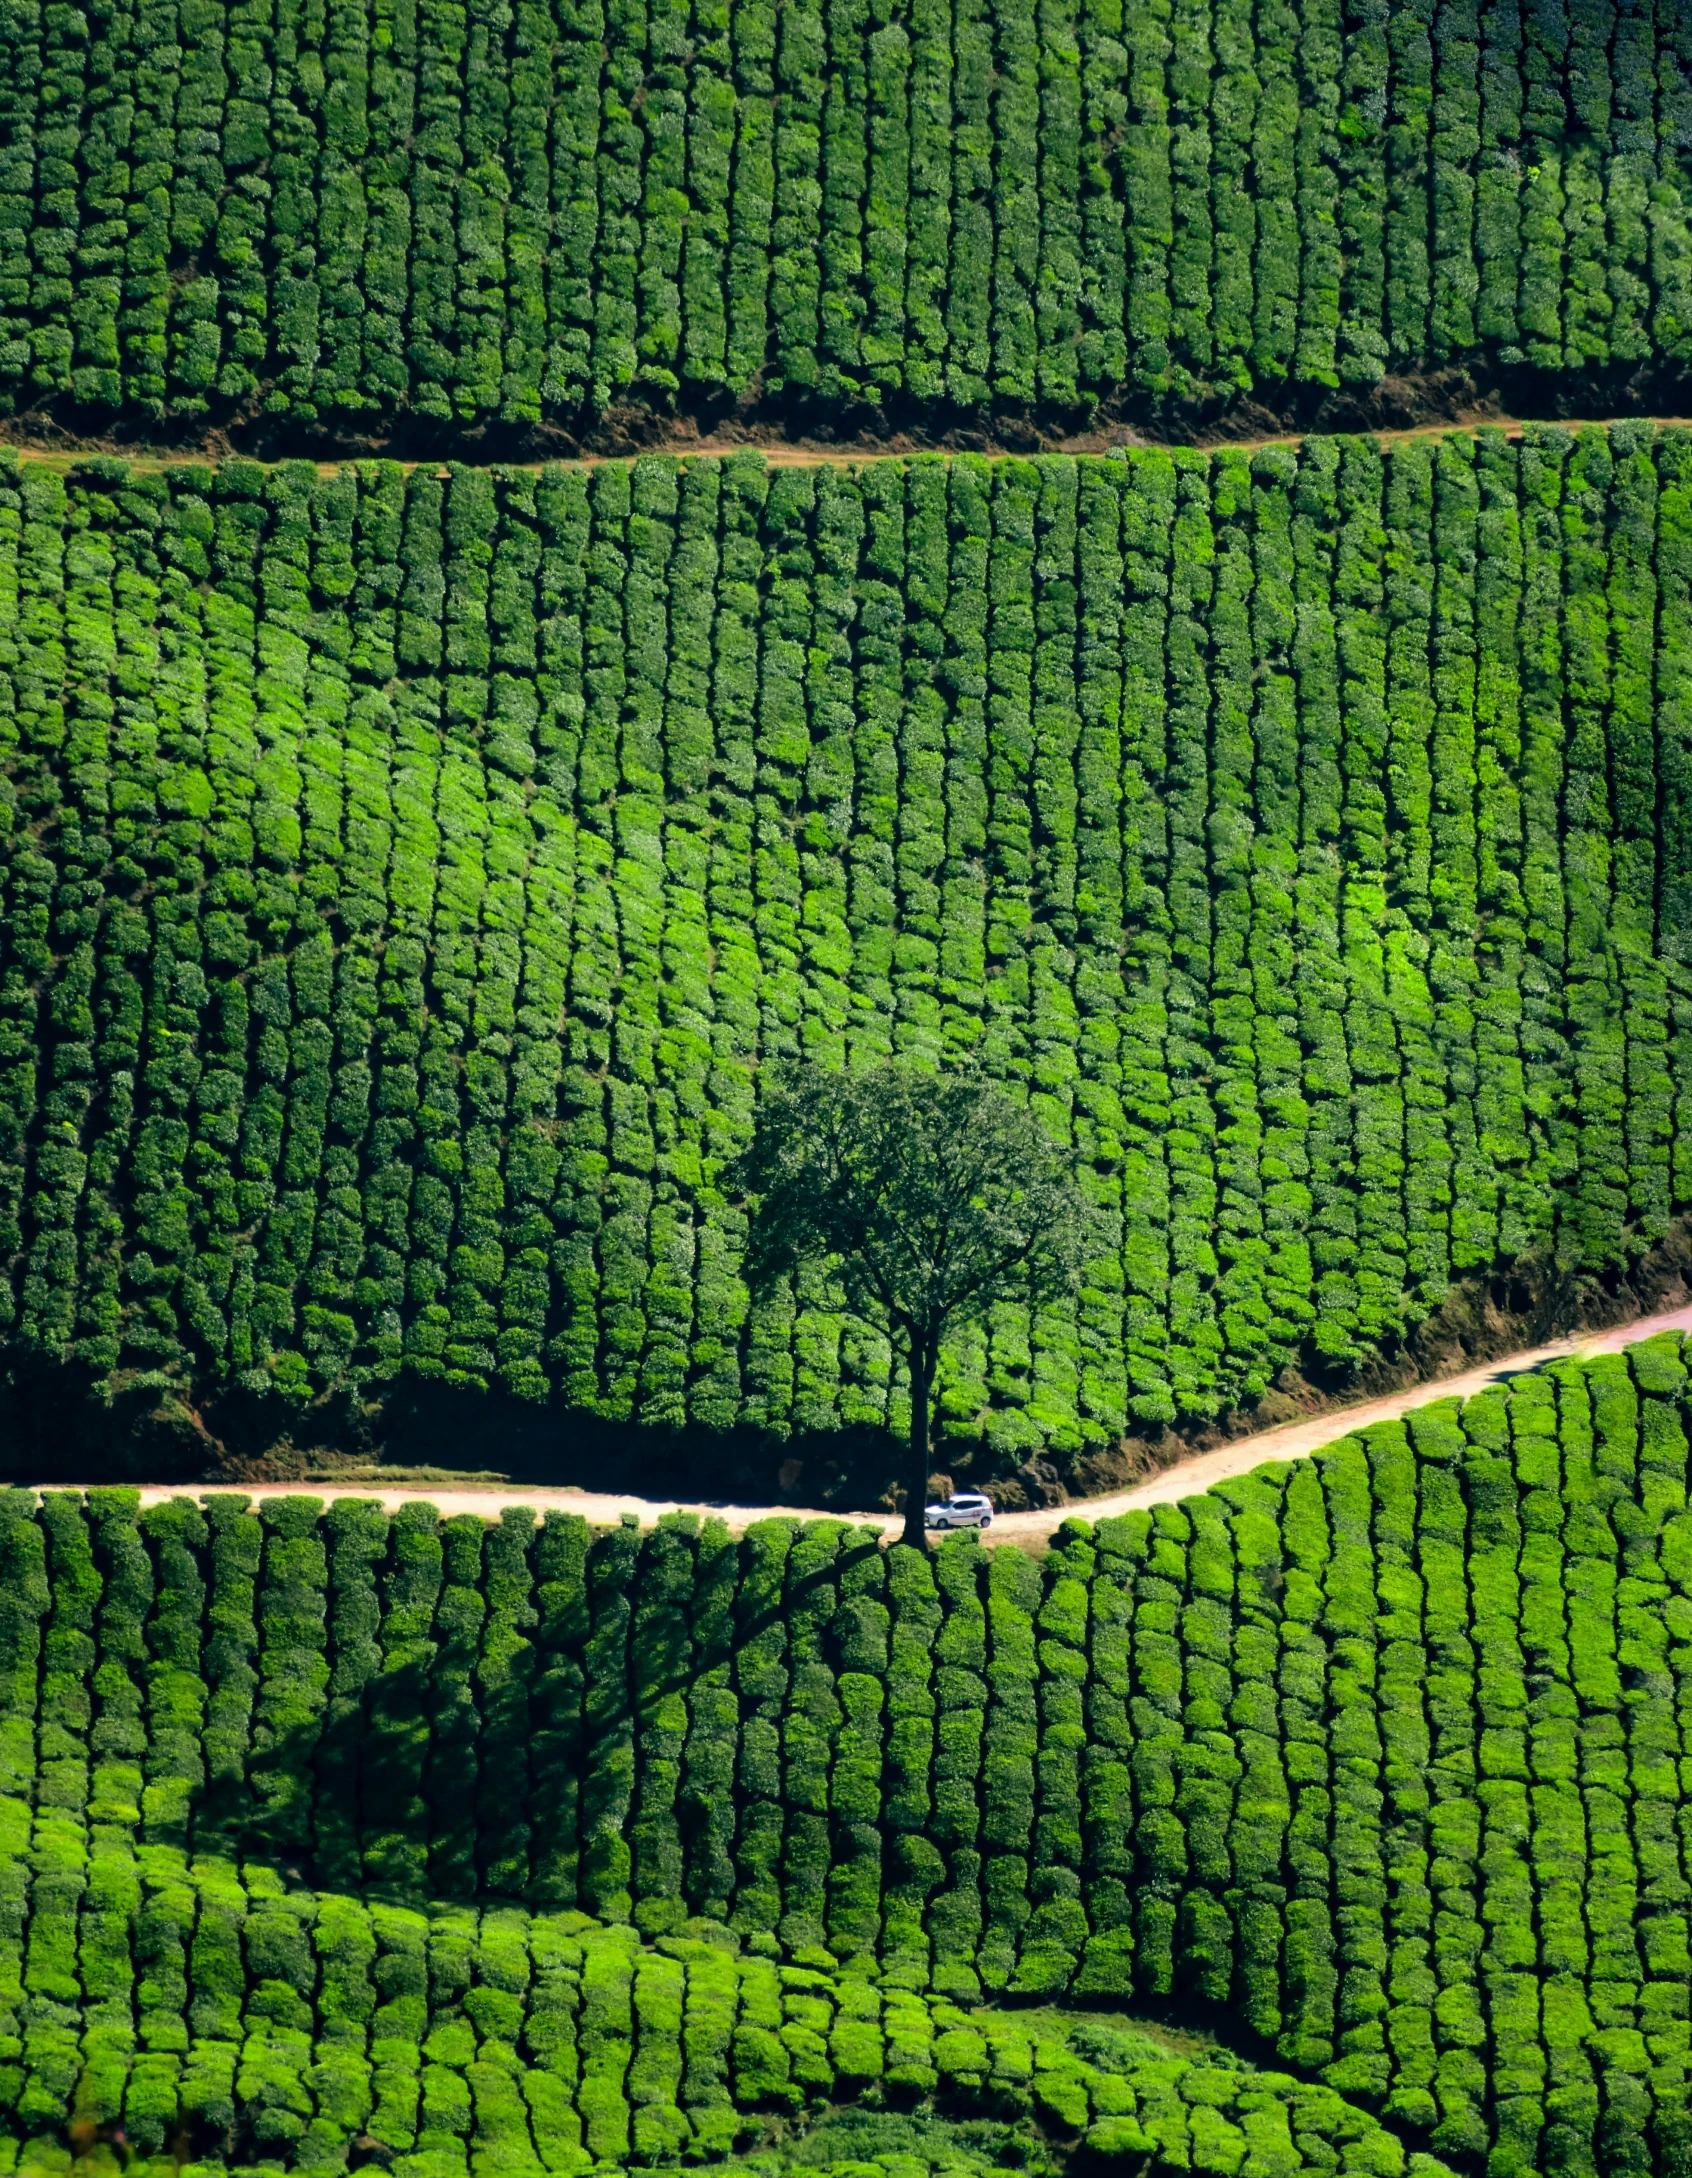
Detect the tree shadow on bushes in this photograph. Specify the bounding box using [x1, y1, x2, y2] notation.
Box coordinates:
[190, 1529, 887, 1908]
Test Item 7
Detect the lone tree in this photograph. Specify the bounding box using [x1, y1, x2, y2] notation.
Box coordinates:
[730, 1065, 1086, 1547]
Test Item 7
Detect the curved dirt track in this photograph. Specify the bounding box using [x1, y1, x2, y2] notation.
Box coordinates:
[37, 1298, 1692, 1539]
[986, 1298, 1692, 1538]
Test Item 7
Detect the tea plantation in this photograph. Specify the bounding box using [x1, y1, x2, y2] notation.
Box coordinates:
[2, 0, 1692, 431]
[0, 1334, 1689, 2174]
[0, 1871, 1453, 2177]
[3, 430, 1692, 1471]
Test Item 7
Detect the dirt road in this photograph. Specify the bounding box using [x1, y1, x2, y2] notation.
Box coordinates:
[37, 1299, 1692, 1538]
[6, 411, 1692, 478]
[985, 1298, 1692, 1537]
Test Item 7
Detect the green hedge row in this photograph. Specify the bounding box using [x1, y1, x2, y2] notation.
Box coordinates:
[3, 1333, 1692, 2172]
[3, 431, 1691, 1457]
[1, 0, 1690, 427]
[0, 1873, 1452, 2176]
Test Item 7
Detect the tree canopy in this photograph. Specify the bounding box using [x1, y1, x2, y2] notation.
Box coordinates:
[731, 1067, 1086, 1542]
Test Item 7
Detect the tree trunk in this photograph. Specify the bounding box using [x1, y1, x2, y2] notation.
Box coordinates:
[903, 1334, 934, 1549]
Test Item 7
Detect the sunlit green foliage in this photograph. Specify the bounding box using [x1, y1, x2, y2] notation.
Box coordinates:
[0, 1333, 1688, 2173]
[1, 433, 1690, 1463]
[0, 1874, 1449, 2178]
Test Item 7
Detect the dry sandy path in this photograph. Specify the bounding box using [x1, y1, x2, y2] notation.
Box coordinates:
[984, 1299, 1692, 1536]
[39, 1299, 1692, 1538]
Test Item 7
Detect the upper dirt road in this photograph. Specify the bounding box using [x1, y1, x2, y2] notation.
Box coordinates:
[37, 1298, 1692, 1537]
[7, 410, 1692, 476]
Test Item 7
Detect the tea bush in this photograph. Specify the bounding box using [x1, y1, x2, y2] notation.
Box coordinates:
[1, 0, 1690, 432]
[0, 1334, 1689, 2172]
[2, 432, 1691, 1464]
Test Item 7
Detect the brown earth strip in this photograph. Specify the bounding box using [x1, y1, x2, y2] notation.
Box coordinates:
[10, 409, 1692, 478]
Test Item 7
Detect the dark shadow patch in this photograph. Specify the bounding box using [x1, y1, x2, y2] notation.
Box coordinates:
[10, 360, 1692, 468]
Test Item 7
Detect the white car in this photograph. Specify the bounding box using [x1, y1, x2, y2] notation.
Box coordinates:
[925, 1492, 994, 1531]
